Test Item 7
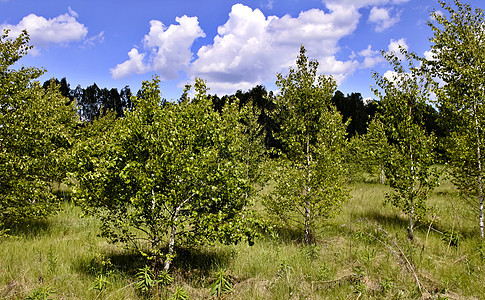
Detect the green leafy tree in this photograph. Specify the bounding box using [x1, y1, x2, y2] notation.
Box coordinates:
[74, 77, 255, 272]
[373, 48, 438, 240]
[0, 29, 78, 227]
[264, 46, 349, 244]
[426, 0, 485, 238]
[361, 118, 389, 184]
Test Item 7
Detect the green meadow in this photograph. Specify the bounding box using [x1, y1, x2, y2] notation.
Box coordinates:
[1, 177, 483, 299]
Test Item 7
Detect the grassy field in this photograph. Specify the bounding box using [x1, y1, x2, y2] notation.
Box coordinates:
[1, 178, 484, 299]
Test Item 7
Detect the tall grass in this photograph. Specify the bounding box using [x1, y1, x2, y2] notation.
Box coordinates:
[1, 179, 484, 299]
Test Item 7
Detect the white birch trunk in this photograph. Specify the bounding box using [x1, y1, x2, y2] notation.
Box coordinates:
[304, 131, 312, 244]
[473, 103, 484, 239]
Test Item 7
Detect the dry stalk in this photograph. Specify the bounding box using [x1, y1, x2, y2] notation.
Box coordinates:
[311, 274, 355, 298]
[424, 215, 438, 251]
[363, 219, 429, 299]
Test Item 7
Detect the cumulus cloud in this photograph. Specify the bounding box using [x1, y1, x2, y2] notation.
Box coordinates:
[112, 0, 412, 94]
[423, 49, 437, 61]
[388, 38, 408, 59]
[1, 8, 88, 50]
[110, 48, 148, 80]
[144, 17, 205, 79]
[357, 45, 385, 68]
[189, 4, 360, 95]
[368, 7, 400, 32]
[323, 0, 410, 8]
[111, 16, 204, 80]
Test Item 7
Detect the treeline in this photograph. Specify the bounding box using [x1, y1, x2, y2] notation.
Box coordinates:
[42, 78, 133, 122]
[41, 78, 444, 150]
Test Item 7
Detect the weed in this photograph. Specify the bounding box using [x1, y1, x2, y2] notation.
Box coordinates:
[1, 181, 484, 299]
[276, 260, 293, 282]
[315, 264, 332, 281]
[168, 286, 189, 300]
[379, 277, 394, 293]
[442, 230, 461, 248]
[135, 265, 171, 292]
[210, 269, 233, 299]
[300, 244, 320, 260]
[46, 249, 58, 273]
[475, 241, 485, 261]
[91, 273, 110, 291]
[25, 286, 56, 300]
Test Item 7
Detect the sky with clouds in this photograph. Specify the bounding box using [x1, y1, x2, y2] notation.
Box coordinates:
[1, 0, 482, 100]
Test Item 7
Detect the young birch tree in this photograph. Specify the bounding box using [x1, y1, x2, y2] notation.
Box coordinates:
[373, 49, 438, 240]
[264, 46, 349, 244]
[426, 0, 485, 238]
[74, 77, 255, 272]
[0, 29, 78, 227]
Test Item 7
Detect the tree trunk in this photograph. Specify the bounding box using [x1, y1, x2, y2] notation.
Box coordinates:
[152, 235, 160, 271]
[164, 194, 194, 271]
[164, 221, 177, 271]
[409, 200, 415, 241]
[409, 144, 415, 241]
[474, 104, 484, 239]
[304, 203, 311, 244]
[304, 130, 312, 244]
[379, 164, 385, 184]
[164, 204, 181, 271]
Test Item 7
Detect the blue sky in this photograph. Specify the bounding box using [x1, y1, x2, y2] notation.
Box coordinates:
[1, 0, 482, 100]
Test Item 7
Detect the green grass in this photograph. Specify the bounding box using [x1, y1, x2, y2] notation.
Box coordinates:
[1, 178, 484, 299]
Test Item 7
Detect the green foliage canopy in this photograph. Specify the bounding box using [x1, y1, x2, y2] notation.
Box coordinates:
[264, 46, 349, 244]
[0, 29, 78, 227]
[426, 0, 485, 238]
[74, 77, 256, 271]
[373, 48, 438, 240]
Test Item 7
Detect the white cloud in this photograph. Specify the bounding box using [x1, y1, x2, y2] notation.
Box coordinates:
[84, 31, 104, 47]
[1, 9, 88, 50]
[388, 38, 408, 59]
[358, 45, 378, 57]
[423, 50, 436, 61]
[357, 44, 385, 68]
[265, 0, 274, 9]
[111, 16, 204, 80]
[144, 16, 205, 80]
[68, 6, 79, 18]
[110, 48, 148, 80]
[368, 7, 400, 32]
[383, 70, 398, 81]
[189, 4, 360, 95]
[323, 0, 410, 8]
[430, 10, 443, 21]
[112, 0, 412, 94]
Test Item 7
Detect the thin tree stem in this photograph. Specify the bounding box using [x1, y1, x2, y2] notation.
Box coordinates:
[473, 103, 484, 239]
